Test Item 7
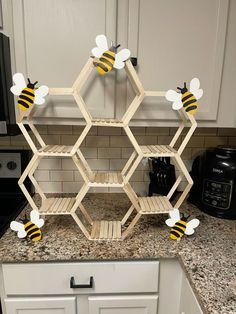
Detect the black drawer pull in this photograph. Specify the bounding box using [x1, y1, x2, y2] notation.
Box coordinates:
[70, 276, 93, 289]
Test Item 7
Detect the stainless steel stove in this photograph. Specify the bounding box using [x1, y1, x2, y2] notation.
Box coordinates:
[0, 150, 34, 237]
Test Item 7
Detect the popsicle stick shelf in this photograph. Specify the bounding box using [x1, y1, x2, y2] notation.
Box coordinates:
[16, 55, 197, 241]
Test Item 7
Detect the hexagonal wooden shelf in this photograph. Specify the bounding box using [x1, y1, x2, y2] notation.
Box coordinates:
[16, 55, 197, 241]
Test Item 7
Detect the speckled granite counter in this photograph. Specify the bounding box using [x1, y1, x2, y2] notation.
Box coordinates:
[0, 193, 235, 314]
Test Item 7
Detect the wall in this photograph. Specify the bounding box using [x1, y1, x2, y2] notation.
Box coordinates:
[0, 126, 235, 195]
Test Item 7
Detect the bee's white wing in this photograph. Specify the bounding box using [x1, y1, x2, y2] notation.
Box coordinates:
[34, 86, 49, 105]
[10, 221, 27, 238]
[91, 34, 108, 58]
[190, 78, 203, 100]
[185, 218, 200, 235]
[10, 73, 26, 96]
[30, 210, 44, 228]
[165, 90, 182, 110]
[113, 49, 131, 69]
[165, 208, 181, 227]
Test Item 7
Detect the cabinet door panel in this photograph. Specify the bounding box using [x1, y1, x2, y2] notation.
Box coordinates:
[12, 0, 117, 120]
[123, 0, 228, 121]
[88, 295, 158, 314]
[5, 297, 76, 314]
[179, 277, 203, 314]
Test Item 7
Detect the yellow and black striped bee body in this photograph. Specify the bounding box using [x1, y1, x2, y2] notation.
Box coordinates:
[22, 219, 42, 242]
[94, 45, 120, 75]
[177, 83, 198, 115]
[170, 216, 189, 240]
[18, 79, 38, 111]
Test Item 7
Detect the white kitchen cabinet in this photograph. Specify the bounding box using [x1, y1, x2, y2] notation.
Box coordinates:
[158, 259, 203, 314]
[88, 295, 158, 314]
[4, 297, 76, 314]
[3, 0, 117, 121]
[0, 259, 204, 314]
[0, 261, 159, 314]
[2, 0, 236, 126]
[179, 276, 203, 314]
[117, 0, 228, 123]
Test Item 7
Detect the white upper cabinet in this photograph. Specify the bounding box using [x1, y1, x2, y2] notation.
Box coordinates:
[122, 0, 229, 122]
[2, 0, 235, 126]
[10, 0, 117, 120]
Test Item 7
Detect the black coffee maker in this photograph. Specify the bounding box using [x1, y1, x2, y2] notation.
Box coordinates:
[188, 146, 236, 219]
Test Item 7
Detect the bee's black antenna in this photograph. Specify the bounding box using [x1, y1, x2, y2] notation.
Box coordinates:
[177, 87, 182, 91]
[115, 44, 121, 49]
[27, 78, 38, 88]
[184, 82, 187, 88]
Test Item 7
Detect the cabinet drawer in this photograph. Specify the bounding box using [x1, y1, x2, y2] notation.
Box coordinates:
[2, 261, 159, 295]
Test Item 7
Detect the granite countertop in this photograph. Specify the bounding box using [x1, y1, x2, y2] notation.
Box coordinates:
[0, 193, 235, 314]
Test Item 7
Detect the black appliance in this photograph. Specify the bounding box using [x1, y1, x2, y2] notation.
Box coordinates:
[188, 146, 236, 219]
[0, 33, 20, 136]
[148, 157, 176, 199]
[0, 150, 34, 237]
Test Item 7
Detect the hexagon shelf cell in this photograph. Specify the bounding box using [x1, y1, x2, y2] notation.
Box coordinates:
[138, 106, 197, 157]
[72, 58, 145, 127]
[18, 154, 89, 217]
[73, 125, 142, 190]
[68, 182, 141, 241]
[17, 87, 91, 158]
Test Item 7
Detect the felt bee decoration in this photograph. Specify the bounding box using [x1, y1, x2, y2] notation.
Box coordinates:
[165, 78, 203, 115]
[10, 210, 44, 242]
[92, 34, 131, 75]
[10, 73, 49, 122]
[165, 208, 200, 241]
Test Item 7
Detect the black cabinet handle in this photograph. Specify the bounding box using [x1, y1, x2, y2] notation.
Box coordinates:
[70, 276, 93, 289]
[130, 57, 138, 66]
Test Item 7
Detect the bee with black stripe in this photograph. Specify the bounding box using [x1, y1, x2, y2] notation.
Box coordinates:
[92, 34, 130, 75]
[10, 210, 44, 242]
[165, 208, 200, 241]
[165, 78, 203, 115]
[10, 73, 48, 112]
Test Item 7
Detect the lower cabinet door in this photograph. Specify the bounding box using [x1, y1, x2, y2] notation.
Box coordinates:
[88, 295, 158, 314]
[5, 297, 76, 314]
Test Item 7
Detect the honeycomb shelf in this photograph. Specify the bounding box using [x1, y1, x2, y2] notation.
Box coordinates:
[39, 197, 76, 215]
[16, 55, 197, 241]
[90, 221, 122, 241]
[140, 145, 177, 157]
[91, 119, 123, 127]
[38, 145, 74, 156]
[88, 172, 124, 187]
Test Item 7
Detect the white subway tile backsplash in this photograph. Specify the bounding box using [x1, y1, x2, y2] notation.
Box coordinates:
[109, 159, 127, 171]
[81, 147, 97, 159]
[121, 148, 134, 158]
[4, 125, 236, 195]
[98, 148, 121, 159]
[89, 187, 109, 193]
[48, 125, 72, 135]
[38, 158, 61, 170]
[34, 170, 50, 181]
[89, 159, 110, 170]
[74, 171, 83, 182]
[62, 181, 84, 193]
[86, 136, 109, 147]
[61, 158, 77, 170]
[40, 181, 62, 193]
[61, 135, 84, 146]
[98, 127, 122, 136]
[41, 134, 61, 145]
[50, 170, 74, 182]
